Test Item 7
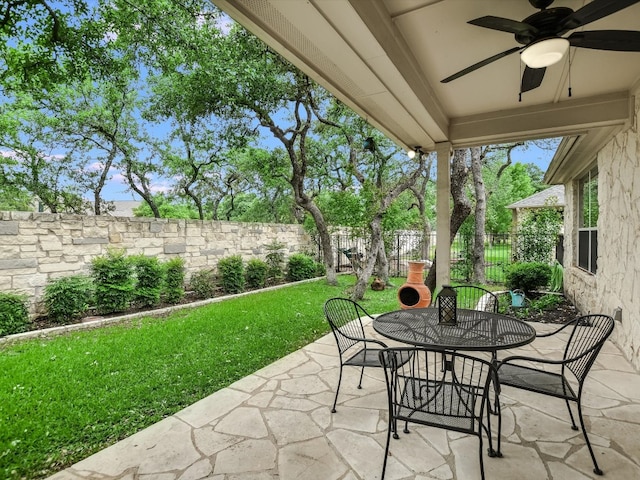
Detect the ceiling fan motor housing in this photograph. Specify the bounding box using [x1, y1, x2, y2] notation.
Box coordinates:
[516, 7, 574, 44]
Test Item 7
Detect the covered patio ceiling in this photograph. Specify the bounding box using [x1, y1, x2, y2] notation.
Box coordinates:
[210, 0, 640, 161]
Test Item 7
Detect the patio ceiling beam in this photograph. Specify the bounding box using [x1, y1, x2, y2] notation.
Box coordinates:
[447, 92, 633, 149]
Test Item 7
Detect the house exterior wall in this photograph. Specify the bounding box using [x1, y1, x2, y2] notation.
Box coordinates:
[563, 89, 640, 369]
[0, 212, 314, 316]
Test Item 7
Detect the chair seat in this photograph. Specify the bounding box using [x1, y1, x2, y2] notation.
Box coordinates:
[498, 363, 577, 400]
[344, 348, 412, 368]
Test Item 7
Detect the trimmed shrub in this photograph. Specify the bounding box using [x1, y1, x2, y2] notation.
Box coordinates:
[286, 253, 317, 282]
[265, 241, 285, 285]
[131, 255, 164, 308]
[91, 249, 135, 315]
[218, 255, 245, 294]
[190, 269, 217, 299]
[44, 275, 94, 324]
[246, 259, 269, 289]
[505, 262, 552, 294]
[0, 292, 30, 336]
[315, 261, 326, 277]
[163, 257, 185, 304]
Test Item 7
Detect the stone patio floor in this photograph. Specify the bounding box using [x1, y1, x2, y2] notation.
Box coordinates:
[47, 320, 640, 480]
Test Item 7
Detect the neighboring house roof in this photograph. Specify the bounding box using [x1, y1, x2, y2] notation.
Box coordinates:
[107, 200, 143, 217]
[507, 185, 565, 210]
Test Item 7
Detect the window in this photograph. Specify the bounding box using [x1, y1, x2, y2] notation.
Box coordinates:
[578, 169, 598, 273]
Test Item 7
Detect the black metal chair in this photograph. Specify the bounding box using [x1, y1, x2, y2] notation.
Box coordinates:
[434, 284, 499, 313]
[324, 297, 410, 413]
[496, 314, 614, 475]
[379, 347, 499, 480]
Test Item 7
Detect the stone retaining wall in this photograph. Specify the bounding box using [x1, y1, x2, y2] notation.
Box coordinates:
[0, 212, 315, 315]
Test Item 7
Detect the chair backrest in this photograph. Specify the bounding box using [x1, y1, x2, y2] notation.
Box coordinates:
[324, 298, 371, 355]
[435, 285, 498, 313]
[564, 314, 614, 382]
[379, 347, 495, 431]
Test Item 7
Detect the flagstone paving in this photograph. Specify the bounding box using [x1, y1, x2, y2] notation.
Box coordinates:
[47, 321, 640, 480]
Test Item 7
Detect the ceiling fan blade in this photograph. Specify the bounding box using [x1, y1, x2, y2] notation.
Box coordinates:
[468, 16, 538, 36]
[521, 66, 546, 93]
[441, 46, 522, 83]
[560, 0, 640, 31]
[569, 30, 640, 51]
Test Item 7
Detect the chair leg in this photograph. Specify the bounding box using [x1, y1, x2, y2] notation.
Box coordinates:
[565, 398, 578, 430]
[332, 364, 344, 413]
[485, 396, 500, 458]
[494, 394, 503, 458]
[576, 401, 604, 475]
[381, 420, 393, 480]
[357, 365, 365, 389]
[402, 420, 410, 435]
[478, 434, 486, 480]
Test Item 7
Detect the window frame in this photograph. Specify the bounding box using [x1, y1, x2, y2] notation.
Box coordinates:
[577, 168, 598, 274]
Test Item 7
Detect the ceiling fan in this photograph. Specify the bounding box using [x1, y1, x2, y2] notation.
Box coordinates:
[441, 0, 640, 94]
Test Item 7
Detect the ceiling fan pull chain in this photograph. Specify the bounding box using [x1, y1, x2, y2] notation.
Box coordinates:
[518, 60, 523, 102]
[567, 48, 572, 98]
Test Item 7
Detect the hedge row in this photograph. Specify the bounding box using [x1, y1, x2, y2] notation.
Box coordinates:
[0, 249, 324, 337]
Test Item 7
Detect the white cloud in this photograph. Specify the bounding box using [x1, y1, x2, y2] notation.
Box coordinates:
[86, 161, 105, 172]
[111, 173, 127, 184]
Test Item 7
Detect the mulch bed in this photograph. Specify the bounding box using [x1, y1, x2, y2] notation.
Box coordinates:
[503, 292, 579, 324]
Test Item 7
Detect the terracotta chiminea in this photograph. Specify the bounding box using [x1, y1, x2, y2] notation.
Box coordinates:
[398, 261, 431, 309]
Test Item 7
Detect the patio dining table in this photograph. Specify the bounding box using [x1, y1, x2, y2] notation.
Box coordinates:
[373, 307, 537, 459]
[373, 307, 536, 353]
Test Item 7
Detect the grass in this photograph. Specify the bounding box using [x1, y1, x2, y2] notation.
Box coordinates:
[0, 275, 404, 479]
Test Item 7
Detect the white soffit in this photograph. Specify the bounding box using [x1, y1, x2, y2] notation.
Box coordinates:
[211, 0, 443, 150]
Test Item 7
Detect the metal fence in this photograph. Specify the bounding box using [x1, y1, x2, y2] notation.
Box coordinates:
[332, 231, 561, 284]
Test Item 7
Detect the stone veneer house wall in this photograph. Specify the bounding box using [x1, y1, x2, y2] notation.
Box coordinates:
[549, 84, 640, 370]
[0, 212, 314, 315]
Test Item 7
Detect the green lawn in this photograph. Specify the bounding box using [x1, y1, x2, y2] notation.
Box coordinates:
[0, 275, 403, 479]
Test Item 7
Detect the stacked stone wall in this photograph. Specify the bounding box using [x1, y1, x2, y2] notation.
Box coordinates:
[0, 212, 315, 315]
[563, 88, 640, 370]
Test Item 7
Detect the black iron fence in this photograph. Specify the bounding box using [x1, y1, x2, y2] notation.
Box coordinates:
[332, 231, 561, 284]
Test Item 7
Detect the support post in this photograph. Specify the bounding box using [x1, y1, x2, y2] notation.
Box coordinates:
[435, 142, 452, 294]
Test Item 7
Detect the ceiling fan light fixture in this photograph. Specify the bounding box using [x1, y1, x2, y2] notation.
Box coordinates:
[407, 146, 422, 159]
[521, 37, 570, 68]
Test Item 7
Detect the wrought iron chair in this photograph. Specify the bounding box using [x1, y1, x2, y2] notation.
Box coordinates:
[496, 314, 614, 475]
[323, 298, 411, 413]
[379, 347, 499, 480]
[434, 284, 499, 313]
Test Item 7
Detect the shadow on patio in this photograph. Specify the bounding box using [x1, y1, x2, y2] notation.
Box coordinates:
[48, 321, 640, 480]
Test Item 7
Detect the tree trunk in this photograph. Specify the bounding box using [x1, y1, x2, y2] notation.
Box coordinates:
[376, 241, 391, 286]
[408, 168, 434, 263]
[470, 147, 486, 283]
[123, 161, 161, 218]
[352, 215, 384, 300]
[306, 203, 337, 285]
[425, 149, 472, 293]
[92, 145, 117, 215]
